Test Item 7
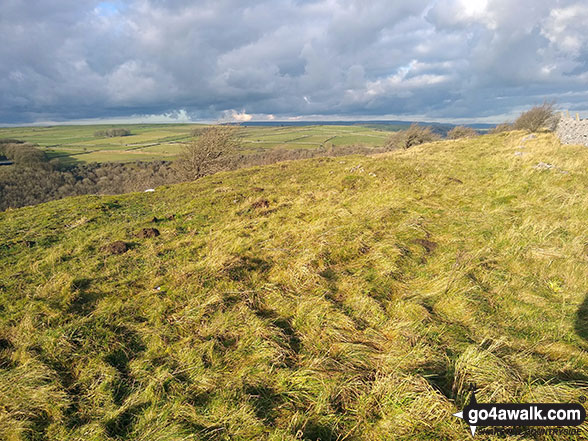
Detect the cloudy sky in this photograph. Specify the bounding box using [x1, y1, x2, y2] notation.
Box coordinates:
[1, 0, 587, 124]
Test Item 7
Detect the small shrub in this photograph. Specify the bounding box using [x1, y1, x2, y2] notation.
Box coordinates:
[447, 126, 478, 139]
[489, 123, 513, 134]
[385, 124, 441, 150]
[513, 102, 559, 132]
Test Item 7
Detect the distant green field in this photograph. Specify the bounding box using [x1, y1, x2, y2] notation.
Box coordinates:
[0, 124, 391, 164]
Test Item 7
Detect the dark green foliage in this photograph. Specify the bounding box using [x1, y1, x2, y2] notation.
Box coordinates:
[94, 128, 132, 138]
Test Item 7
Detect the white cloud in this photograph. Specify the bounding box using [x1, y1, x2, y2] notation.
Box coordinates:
[461, 0, 488, 18]
[542, 4, 588, 55]
[0, 0, 587, 123]
[426, 0, 494, 29]
[224, 110, 253, 122]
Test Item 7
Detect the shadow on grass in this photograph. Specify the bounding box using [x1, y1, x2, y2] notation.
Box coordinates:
[245, 385, 283, 424]
[301, 421, 339, 441]
[45, 150, 87, 167]
[575, 293, 588, 343]
[104, 327, 146, 405]
[105, 403, 149, 438]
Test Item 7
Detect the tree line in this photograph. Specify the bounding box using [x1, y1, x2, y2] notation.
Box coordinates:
[94, 128, 132, 137]
[0, 140, 177, 210]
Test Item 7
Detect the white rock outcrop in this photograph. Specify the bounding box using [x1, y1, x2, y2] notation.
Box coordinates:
[556, 116, 588, 146]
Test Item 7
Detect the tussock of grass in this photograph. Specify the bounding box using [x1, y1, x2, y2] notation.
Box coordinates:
[1, 131, 588, 440]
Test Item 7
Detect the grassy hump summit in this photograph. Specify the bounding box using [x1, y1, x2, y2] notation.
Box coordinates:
[1, 131, 588, 440]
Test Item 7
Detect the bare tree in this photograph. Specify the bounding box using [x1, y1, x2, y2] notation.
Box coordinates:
[447, 126, 479, 139]
[489, 122, 513, 134]
[513, 101, 559, 132]
[175, 125, 240, 180]
[385, 124, 441, 150]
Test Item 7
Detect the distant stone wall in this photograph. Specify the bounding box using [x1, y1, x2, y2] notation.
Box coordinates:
[556, 115, 588, 146]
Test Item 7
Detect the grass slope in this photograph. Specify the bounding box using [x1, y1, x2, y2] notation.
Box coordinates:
[1, 132, 587, 440]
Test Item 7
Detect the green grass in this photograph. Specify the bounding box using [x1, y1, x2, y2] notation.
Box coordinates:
[0, 124, 390, 164]
[1, 131, 587, 440]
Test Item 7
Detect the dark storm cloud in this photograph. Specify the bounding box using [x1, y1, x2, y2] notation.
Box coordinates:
[1, 0, 587, 123]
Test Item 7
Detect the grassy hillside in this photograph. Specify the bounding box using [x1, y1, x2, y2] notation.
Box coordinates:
[0, 124, 389, 165]
[0, 132, 587, 440]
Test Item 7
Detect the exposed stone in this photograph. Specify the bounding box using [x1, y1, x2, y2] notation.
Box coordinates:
[556, 116, 588, 146]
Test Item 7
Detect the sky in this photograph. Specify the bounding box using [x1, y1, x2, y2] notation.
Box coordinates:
[1, 0, 587, 125]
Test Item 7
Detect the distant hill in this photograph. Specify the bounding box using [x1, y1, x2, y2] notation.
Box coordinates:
[240, 119, 496, 128]
[1, 131, 587, 440]
[241, 120, 496, 136]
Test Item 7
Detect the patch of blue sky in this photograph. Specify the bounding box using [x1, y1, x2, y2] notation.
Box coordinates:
[96, 1, 126, 16]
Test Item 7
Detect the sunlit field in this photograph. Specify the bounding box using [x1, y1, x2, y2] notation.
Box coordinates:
[0, 124, 392, 164]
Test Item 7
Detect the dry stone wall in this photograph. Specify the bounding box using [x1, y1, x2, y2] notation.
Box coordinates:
[556, 115, 588, 146]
